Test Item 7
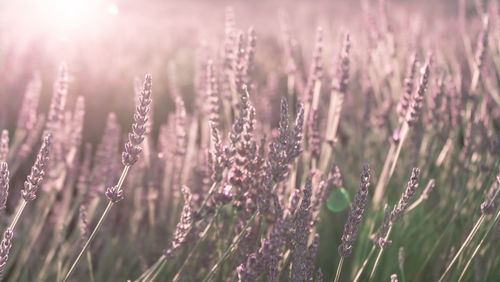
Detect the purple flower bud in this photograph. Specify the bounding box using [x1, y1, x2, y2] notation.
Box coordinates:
[105, 185, 124, 203]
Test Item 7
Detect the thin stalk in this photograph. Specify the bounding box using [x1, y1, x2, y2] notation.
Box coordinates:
[86, 252, 95, 282]
[146, 259, 167, 282]
[39, 192, 87, 281]
[318, 87, 345, 171]
[369, 225, 392, 282]
[278, 249, 292, 280]
[438, 214, 485, 282]
[389, 124, 409, 176]
[173, 209, 220, 282]
[372, 123, 408, 207]
[400, 265, 406, 282]
[9, 199, 27, 231]
[407, 179, 435, 212]
[64, 201, 114, 282]
[414, 218, 455, 279]
[135, 256, 164, 282]
[458, 209, 500, 281]
[435, 137, 453, 167]
[353, 245, 376, 282]
[325, 89, 344, 143]
[63, 165, 130, 282]
[202, 211, 258, 282]
[9, 191, 57, 280]
[469, 66, 481, 94]
[198, 181, 220, 215]
[135, 181, 222, 281]
[334, 256, 344, 282]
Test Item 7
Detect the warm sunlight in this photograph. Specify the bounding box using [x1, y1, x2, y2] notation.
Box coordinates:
[20, 0, 118, 39]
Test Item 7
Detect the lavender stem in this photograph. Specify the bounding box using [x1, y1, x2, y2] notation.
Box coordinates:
[63, 165, 130, 282]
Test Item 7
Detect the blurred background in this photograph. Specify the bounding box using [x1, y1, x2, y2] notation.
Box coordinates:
[0, 0, 458, 143]
[0, 0, 497, 280]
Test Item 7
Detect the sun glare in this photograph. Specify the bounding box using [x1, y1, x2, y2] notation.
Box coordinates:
[50, 0, 92, 28]
[26, 0, 119, 39]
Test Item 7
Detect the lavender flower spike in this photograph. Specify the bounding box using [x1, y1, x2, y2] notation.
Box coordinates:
[164, 185, 194, 259]
[406, 60, 430, 126]
[391, 168, 420, 221]
[79, 204, 90, 246]
[46, 63, 68, 133]
[21, 133, 51, 202]
[338, 164, 370, 257]
[0, 163, 9, 211]
[0, 228, 13, 277]
[397, 53, 418, 119]
[480, 168, 500, 215]
[122, 74, 152, 166]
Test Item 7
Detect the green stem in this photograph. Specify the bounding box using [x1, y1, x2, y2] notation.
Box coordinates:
[63, 165, 130, 282]
[146, 259, 167, 282]
[87, 251, 95, 282]
[135, 181, 222, 281]
[372, 123, 408, 207]
[9, 199, 27, 231]
[9, 192, 57, 281]
[438, 214, 485, 282]
[202, 211, 258, 282]
[173, 209, 220, 281]
[353, 246, 376, 282]
[369, 226, 392, 282]
[63, 201, 114, 282]
[334, 256, 344, 282]
[400, 264, 406, 282]
[458, 209, 500, 281]
[135, 256, 165, 282]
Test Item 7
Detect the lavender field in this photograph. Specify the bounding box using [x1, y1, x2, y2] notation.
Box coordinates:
[0, 0, 499, 281]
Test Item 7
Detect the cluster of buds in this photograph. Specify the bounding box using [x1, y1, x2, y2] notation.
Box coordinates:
[21, 133, 52, 202]
[406, 59, 430, 126]
[338, 164, 370, 257]
[268, 98, 304, 182]
[122, 74, 152, 166]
